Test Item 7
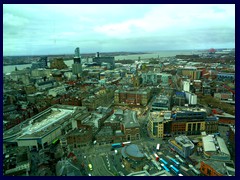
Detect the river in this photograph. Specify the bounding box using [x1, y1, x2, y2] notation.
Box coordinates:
[3, 50, 195, 74]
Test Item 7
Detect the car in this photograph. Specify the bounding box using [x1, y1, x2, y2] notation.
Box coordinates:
[88, 164, 93, 171]
[88, 173, 92, 176]
[121, 164, 125, 168]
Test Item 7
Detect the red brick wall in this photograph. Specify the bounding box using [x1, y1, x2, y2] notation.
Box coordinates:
[200, 161, 222, 176]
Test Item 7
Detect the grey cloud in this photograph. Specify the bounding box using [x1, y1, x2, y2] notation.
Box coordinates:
[3, 4, 235, 56]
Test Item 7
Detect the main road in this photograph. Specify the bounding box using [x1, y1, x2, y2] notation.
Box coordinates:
[87, 153, 114, 176]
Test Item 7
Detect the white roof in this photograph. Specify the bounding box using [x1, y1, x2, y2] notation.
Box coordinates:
[217, 137, 230, 156]
[202, 135, 216, 152]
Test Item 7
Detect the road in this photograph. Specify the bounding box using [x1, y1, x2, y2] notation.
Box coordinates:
[89, 154, 114, 176]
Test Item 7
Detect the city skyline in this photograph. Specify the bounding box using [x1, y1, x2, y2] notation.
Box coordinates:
[3, 4, 235, 56]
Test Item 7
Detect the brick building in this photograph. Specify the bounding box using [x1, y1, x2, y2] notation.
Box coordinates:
[121, 110, 140, 141]
[66, 126, 93, 148]
[114, 89, 150, 106]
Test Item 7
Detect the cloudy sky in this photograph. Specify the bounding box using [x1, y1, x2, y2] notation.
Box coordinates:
[3, 4, 235, 56]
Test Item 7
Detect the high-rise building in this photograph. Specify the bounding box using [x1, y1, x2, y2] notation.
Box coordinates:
[72, 47, 82, 75]
[73, 47, 81, 64]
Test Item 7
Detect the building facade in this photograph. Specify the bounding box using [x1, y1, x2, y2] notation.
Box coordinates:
[168, 135, 194, 158]
[147, 111, 172, 138]
[114, 89, 150, 106]
[92, 52, 115, 69]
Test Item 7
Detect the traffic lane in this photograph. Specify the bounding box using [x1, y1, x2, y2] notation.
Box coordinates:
[88, 153, 113, 176]
[111, 153, 129, 175]
[99, 155, 114, 176]
[103, 153, 120, 175]
[86, 156, 94, 175]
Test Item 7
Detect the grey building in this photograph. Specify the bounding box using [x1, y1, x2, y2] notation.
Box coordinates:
[168, 135, 194, 158]
[152, 95, 170, 111]
[202, 135, 231, 161]
[122, 110, 140, 141]
[72, 47, 82, 75]
[92, 52, 115, 69]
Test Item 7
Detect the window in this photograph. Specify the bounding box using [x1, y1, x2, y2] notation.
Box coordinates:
[136, 133, 140, 140]
[127, 134, 131, 141]
[207, 169, 211, 176]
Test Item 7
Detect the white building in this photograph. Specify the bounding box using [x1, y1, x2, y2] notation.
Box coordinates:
[185, 92, 197, 105]
[3, 105, 87, 151]
[202, 135, 231, 161]
[183, 80, 191, 92]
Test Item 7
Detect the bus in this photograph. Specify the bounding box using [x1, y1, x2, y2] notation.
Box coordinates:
[150, 155, 155, 161]
[153, 153, 159, 161]
[189, 165, 201, 175]
[144, 153, 151, 160]
[157, 152, 163, 156]
[161, 163, 170, 172]
[156, 144, 160, 151]
[151, 160, 161, 170]
[52, 138, 59, 145]
[191, 167, 201, 176]
[175, 155, 185, 163]
[111, 143, 122, 148]
[50, 138, 60, 148]
[170, 165, 179, 174]
[170, 158, 180, 166]
[88, 164, 93, 171]
[159, 158, 168, 165]
[122, 141, 131, 146]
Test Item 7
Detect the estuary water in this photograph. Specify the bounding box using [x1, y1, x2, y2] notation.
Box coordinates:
[3, 50, 195, 74]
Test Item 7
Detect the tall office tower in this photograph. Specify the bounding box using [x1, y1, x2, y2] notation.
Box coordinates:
[73, 47, 81, 64]
[96, 52, 100, 57]
[72, 47, 82, 75]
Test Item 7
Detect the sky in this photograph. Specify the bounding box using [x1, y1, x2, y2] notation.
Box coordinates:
[3, 4, 235, 56]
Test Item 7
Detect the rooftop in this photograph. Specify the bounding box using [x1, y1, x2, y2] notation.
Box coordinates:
[121, 144, 145, 159]
[175, 135, 194, 148]
[4, 105, 86, 141]
[202, 160, 235, 176]
[123, 110, 140, 128]
[202, 135, 230, 156]
[172, 106, 207, 113]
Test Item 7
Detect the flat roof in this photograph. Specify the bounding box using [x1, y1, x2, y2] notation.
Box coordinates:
[175, 135, 194, 148]
[202, 135, 230, 156]
[22, 108, 73, 136]
[202, 135, 216, 152]
[217, 137, 230, 156]
[4, 105, 86, 141]
[123, 110, 139, 128]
